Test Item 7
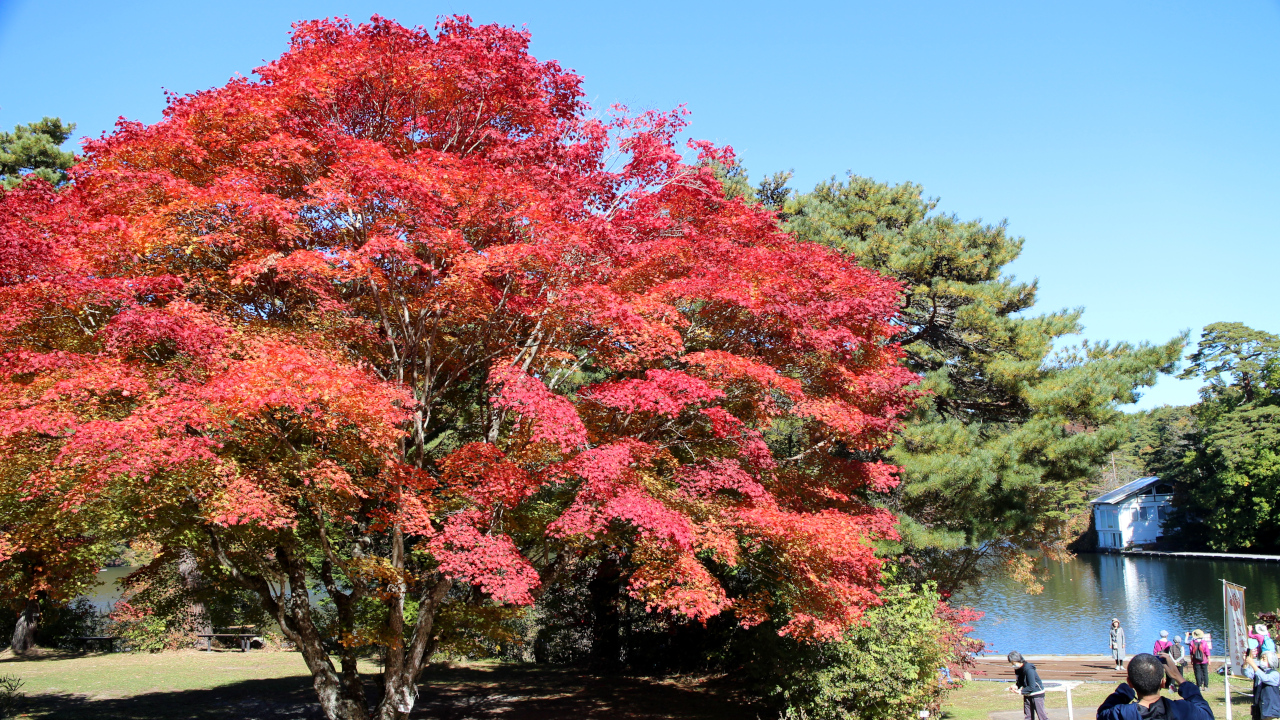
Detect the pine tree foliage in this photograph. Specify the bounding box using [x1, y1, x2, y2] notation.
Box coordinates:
[760, 173, 1185, 592]
[1092, 405, 1196, 492]
[1164, 322, 1280, 552]
[0, 118, 76, 189]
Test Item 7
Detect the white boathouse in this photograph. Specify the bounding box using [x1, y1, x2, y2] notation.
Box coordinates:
[1091, 476, 1174, 550]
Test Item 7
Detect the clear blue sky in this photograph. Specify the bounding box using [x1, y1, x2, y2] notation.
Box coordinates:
[3, 1, 1277, 409]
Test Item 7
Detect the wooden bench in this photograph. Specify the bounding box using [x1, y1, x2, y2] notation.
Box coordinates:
[72, 636, 118, 652]
[197, 628, 259, 652]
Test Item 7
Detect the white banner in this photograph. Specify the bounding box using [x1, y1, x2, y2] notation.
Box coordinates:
[1224, 581, 1248, 672]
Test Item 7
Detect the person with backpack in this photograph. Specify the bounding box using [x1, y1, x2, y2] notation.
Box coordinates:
[1112, 619, 1128, 672]
[1258, 625, 1276, 655]
[1096, 652, 1214, 720]
[1189, 630, 1211, 689]
[1155, 630, 1174, 656]
[1244, 651, 1280, 720]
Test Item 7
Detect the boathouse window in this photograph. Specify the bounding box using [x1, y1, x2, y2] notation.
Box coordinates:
[1139, 507, 1148, 521]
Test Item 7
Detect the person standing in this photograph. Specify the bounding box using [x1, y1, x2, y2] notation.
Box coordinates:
[1155, 630, 1174, 656]
[1244, 651, 1280, 720]
[1259, 624, 1277, 655]
[1111, 619, 1127, 672]
[1171, 635, 1188, 670]
[1006, 651, 1049, 720]
[1096, 653, 1213, 719]
[1189, 630, 1211, 689]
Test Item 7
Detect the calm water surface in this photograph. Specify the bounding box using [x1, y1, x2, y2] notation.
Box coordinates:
[91, 555, 1279, 656]
[954, 553, 1280, 655]
[85, 566, 135, 611]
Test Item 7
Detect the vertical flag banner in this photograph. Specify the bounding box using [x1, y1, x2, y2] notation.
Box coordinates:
[1224, 581, 1248, 672]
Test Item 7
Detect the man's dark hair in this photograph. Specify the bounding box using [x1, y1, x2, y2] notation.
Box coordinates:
[1007, 651, 1023, 664]
[1128, 653, 1164, 695]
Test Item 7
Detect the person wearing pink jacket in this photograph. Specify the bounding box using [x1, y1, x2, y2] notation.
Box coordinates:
[1189, 629, 1212, 688]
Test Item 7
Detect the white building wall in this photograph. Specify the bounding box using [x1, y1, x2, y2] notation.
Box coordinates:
[1094, 493, 1172, 549]
[1094, 505, 1123, 548]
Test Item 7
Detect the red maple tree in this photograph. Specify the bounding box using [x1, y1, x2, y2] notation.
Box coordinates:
[0, 16, 917, 719]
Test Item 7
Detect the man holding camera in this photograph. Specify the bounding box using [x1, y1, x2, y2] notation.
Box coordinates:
[1244, 651, 1280, 720]
[1096, 652, 1213, 719]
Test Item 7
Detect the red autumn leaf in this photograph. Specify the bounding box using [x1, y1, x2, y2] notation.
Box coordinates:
[0, 14, 920, 717]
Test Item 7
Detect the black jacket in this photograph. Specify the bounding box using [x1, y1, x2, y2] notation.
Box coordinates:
[1015, 662, 1045, 696]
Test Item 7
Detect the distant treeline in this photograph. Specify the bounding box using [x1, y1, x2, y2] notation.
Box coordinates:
[1095, 323, 1280, 554]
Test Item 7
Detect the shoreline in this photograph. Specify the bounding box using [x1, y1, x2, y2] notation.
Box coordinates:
[976, 653, 1226, 661]
[972, 655, 1228, 683]
[1098, 549, 1280, 563]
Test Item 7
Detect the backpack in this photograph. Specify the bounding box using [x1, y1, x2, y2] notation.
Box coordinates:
[1191, 640, 1206, 663]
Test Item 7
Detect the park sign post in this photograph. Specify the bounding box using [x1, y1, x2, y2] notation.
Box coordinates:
[1223, 580, 1248, 720]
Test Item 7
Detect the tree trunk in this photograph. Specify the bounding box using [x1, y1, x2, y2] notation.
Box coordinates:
[372, 575, 452, 720]
[10, 597, 40, 655]
[588, 557, 623, 672]
[292, 628, 371, 720]
[208, 531, 452, 720]
[177, 549, 212, 634]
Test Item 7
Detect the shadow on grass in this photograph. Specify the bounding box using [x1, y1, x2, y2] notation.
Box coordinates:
[18, 675, 321, 720]
[15, 662, 755, 720]
[418, 663, 755, 720]
[0, 648, 114, 664]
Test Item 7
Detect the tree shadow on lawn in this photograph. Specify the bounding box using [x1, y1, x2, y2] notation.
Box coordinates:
[0, 648, 114, 664]
[19, 675, 322, 720]
[418, 663, 756, 719]
[18, 663, 754, 720]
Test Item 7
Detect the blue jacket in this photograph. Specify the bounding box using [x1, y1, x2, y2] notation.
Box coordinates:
[1096, 681, 1213, 719]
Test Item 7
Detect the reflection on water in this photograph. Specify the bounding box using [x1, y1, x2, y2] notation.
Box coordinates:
[85, 566, 135, 611]
[953, 553, 1280, 655]
[87, 555, 1280, 655]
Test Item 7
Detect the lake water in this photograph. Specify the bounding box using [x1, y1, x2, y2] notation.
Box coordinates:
[954, 553, 1280, 655]
[85, 566, 135, 611]
[89, 554, 1280, 656]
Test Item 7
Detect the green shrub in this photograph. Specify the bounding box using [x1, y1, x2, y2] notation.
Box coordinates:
[106, 601, 175, 653]
[740, 583, 978, 720]
[0, 675, 24, 719]
[0, 597, 105, 651]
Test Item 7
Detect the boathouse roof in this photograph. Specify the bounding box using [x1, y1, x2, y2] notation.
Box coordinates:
[1090, 475, 1171, 505]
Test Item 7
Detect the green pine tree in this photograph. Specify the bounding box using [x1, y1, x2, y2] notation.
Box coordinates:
[0, 117, 77, 188]
[754, 173, 1186, 592]
[1163, 322, 1280, 552]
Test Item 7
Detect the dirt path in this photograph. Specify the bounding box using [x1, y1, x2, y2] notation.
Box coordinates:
[972, 655, 1224, 682]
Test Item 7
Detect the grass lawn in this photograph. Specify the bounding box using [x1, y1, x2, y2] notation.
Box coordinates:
[941, 678, 1255, 719]
[0, 650, 753, 719]
[0, 649, 1259, 720]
